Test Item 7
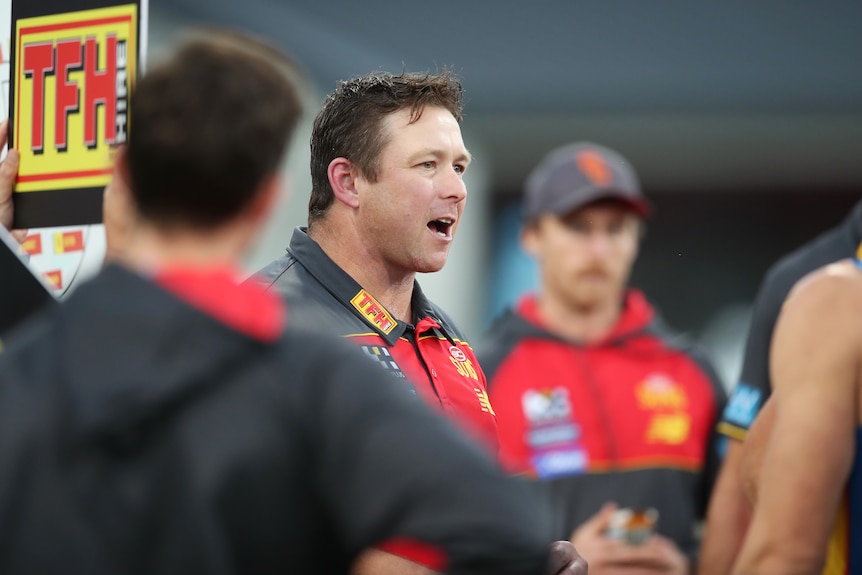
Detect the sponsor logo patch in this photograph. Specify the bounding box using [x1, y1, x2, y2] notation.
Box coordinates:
[449, 345, 466, 362]
[531, 448, 589, 479]
[474, 387, 496, 415]
[359, 345, 406, 379]
[722, 383, 762, 428]
[636, 373, 688, 410]
[350, 290, 397, 334]
[522, 387, 572, 423]
[526, 424, 579, 448]
[645, 413, 691, 445]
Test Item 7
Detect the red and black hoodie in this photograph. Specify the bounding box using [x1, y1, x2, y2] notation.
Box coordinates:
[478, 290, 726, 560]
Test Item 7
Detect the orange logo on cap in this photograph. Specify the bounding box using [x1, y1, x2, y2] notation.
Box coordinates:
[575, 150, 613, 186]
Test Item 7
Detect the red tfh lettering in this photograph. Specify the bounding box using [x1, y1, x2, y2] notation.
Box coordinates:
[22, 42, 54, 153]
[84, 36, 116, 147]
[55, 39, 82, 151]
[21, 35, 119, 152]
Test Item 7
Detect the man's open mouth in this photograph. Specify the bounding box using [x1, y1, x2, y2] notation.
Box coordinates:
[428, 218, 454, 238]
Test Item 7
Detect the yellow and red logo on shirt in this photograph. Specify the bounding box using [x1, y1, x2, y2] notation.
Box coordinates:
[645, 413, 691, 445]
[53, 229, 84, 254]
[350, 290, 397, 334]
[635, 374, 689, 411]
[451, 356, 479, 381]
[14, 4, 138, 193]
[474, 387, 496, 415]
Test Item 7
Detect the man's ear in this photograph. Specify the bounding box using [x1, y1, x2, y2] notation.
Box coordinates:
[327, 157, 360, 209]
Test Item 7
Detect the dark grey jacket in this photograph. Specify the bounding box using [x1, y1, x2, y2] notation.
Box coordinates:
[0, 265, 554, 575]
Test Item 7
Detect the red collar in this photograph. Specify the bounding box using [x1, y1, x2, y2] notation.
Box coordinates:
[154, 265, 285, 342]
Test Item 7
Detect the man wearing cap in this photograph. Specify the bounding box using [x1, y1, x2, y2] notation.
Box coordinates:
[477, 142, 726, 575]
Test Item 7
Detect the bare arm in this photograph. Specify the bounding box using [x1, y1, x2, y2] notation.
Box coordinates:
[698, 439, 751, 575]
[732, 262, 861, 575]
[737, 397, 775, 507]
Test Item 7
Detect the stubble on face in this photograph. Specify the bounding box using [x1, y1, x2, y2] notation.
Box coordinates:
[356, 107, 469, 277]
[533, 204, 640, 312]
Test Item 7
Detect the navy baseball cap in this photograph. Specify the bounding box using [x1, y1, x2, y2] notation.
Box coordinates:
[523, 142, 652, 222]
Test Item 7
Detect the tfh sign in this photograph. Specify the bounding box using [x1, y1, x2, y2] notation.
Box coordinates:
[10, 2, 144, 228]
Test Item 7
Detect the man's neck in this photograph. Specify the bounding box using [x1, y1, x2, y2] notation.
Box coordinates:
[535, 292, 624, 344]
[309, 225, 415, 323]
[118, 219, 250, 274]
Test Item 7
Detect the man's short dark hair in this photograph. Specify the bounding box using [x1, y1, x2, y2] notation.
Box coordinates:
[127, 29, 304, 228]
[307, 70, 464, 228]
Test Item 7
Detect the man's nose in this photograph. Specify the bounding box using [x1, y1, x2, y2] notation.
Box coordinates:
[587, 231, 613, 257]
[440, 167, 467, 202]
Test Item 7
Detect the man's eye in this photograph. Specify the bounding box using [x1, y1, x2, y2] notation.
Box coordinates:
[454, 164, 465, 174]
[608, 221, 625, 234]
[563, 220, 589, 233]
[422, 161, 435, 169]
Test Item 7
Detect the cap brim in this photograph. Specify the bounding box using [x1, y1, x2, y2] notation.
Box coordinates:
[547, 188, 652, 219]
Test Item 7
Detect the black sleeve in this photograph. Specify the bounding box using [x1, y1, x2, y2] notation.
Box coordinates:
[289, 333, 554, 575]
[716, 267, 787, 440]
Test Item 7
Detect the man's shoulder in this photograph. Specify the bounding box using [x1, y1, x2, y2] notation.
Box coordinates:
[772, 258, 862, 368]
[250, 252, 300, 292]
[787, 258, 862, 314]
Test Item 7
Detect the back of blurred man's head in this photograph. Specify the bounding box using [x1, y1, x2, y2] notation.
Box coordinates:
[126, 29, 304, 230]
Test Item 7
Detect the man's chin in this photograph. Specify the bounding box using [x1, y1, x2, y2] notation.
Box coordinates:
[568, 288, 615, 309]
[415, 262, 446, 274]
[411, 252, 449, 274]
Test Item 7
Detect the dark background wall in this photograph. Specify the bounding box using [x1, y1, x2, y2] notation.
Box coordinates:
[147, 1, 862, 385]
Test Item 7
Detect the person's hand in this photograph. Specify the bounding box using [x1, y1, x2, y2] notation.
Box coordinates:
[0, 119, 26, 243]
[546, 540, 588, 575]
[570, 503, 689, 575]
[103, 146, 136, 262]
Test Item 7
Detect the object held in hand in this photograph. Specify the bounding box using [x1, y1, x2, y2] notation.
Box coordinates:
[605, 507, 658, 545]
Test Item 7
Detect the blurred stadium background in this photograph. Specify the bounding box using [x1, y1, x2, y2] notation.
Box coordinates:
[30, 1, 862, 389]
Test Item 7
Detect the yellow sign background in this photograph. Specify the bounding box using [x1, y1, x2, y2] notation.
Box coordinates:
[14, 5, 137, 192]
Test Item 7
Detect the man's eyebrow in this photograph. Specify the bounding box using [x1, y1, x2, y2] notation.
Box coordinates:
[408, 148, 473, 164]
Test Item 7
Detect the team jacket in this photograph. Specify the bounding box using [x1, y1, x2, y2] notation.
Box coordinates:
[0, 265, 555, 575]
[253, 227, 498, 452]
[478, 291, 726, 557]
[719, 200, 862, 441]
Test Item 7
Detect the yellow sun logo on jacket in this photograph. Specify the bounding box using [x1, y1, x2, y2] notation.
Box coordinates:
[475, 388, 496, 416]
